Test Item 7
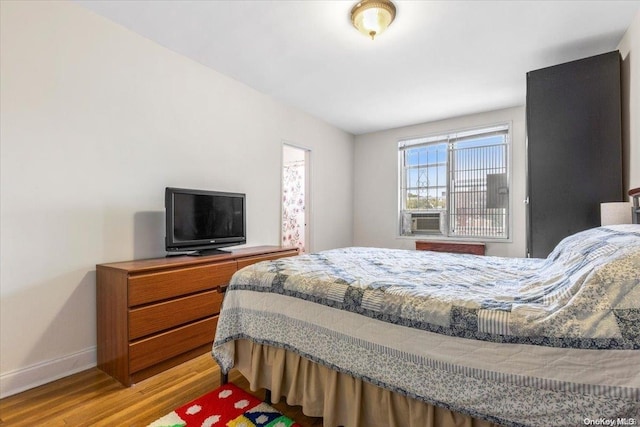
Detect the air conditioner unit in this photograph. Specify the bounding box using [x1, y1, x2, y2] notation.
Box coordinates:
[410, 212, 443, 234]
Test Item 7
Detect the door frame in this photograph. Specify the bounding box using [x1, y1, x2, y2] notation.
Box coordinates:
[281, 142, 312, 253]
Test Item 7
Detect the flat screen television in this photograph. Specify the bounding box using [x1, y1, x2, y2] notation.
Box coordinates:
[165, 187, 246, 256]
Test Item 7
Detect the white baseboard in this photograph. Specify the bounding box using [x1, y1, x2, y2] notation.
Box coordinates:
[0, 346, 97, 399]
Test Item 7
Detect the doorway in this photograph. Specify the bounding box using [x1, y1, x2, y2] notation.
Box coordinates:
[281, 144, 310, 253]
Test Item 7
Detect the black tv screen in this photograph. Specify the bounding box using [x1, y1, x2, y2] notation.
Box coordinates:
[165, 187, 246, 255]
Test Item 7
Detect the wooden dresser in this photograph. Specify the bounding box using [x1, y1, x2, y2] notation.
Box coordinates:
[415, 240, 485, 255]
[96, 246, 298, 386]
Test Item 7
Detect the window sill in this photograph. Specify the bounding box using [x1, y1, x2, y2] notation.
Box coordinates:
[396, 234, 512, 244]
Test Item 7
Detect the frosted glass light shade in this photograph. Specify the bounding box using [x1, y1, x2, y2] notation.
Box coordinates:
[351, 0, 396, 40]
[600, 202, 632, 225]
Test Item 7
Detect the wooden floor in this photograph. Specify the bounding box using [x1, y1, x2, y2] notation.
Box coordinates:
[0, 354, 323, 426]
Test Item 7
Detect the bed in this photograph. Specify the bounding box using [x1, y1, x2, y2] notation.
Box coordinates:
[213, 224, 640, 427]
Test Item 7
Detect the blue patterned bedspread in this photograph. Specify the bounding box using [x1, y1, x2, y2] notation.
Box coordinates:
[229, 225, 640, 349]
[214, 225, 640, 426]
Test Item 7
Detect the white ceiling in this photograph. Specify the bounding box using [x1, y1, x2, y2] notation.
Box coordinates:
[76, 0, 640, 135]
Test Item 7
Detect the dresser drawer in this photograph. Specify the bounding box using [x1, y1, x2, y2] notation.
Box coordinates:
[128, 290, 223, 340]
[129, 316, 217, 373]
[128, 261, 236, 306]
[237, 250, 298, 270]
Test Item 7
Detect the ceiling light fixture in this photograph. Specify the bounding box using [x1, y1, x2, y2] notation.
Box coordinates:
[350, 0, 396, 40]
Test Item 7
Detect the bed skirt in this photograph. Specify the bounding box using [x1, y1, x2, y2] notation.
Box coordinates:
[233, 339, 499, 427]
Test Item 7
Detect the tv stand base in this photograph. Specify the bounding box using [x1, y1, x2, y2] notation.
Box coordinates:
[189, 248, 231, 257]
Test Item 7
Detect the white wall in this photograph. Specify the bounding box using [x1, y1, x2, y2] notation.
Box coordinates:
[0, 0, 353, 397]
[353, 107, 527, 257]
[618, 9, 640, 193]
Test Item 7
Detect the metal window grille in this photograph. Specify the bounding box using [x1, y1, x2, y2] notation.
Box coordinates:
[399, 124, 510, 239]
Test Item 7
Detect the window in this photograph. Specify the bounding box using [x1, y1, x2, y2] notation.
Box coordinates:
[399, 124, 510, 239]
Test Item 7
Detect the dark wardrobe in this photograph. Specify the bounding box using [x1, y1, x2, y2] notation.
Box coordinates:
[526, 51, 623, 258]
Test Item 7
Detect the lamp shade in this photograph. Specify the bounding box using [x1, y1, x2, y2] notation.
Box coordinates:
[600, 202, 632, 225]
[351, 0, 396, 40]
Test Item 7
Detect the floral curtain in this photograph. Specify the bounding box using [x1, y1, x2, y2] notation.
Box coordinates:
[282, 160, 305, 252]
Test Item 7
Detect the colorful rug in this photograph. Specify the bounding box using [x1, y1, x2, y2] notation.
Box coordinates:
[148, 383, 301, 427]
